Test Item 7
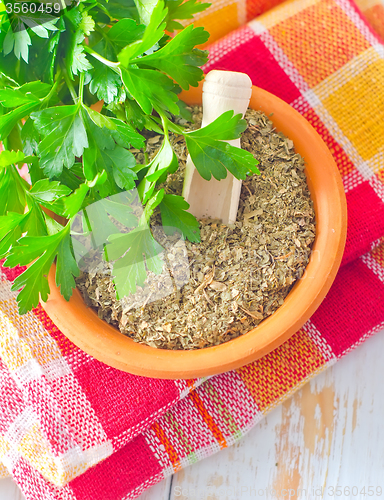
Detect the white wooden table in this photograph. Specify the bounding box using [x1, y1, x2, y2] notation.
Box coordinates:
[2, 327, 384, 500]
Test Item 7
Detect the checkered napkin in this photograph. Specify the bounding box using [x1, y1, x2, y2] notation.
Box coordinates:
[1, 0, 384, 498]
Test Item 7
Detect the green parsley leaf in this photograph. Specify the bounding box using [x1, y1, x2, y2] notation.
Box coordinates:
[21, 202, 47, 237]
[0, 101, 42, 141]
[5, 223, 79, 313]
[71, 193, 139, 271]
[83, 110, 115, 153]
[21, 118, 40, 156]
[0, 149, 25, 167]
[82, 118, 117, 195]
[79, 12, 95, 37]
[185, 138, 259, 180]
[5, 229, 66, 313]
[134, 0, 160, 24]
[0, 211, 24, 257]
[141, 188, 164, 222]
[62, 183, 90, 218]
[184, 111, 259, 180]
[88, 59, 123, 104]
[45, 215, 65, 236]
[25, 27, 62, 84]
[0, 193, 47, 257]
[4, 7, 59, 42]
[102, 147, 137, 190]
[107, 19, 145, 48]
[55, 229, 80, 300]
[106, 225, 164, 297]
[3, 27, 31, 63]
[123, 99, 163, 133]
[160, 194, 200, 242]
[165, 0, 211, 31]
[71, 33, 93, 77]
[82, 113, 137, 194]
[0, 163, 27, 215]
[0, 81, 52, 107]
[63, 7, 82, 31]
[83, 200, 124, 248]
[84, 106, 117, 130]
[5, 123, 23, 155]
[66, 28, 93, 79]
[9, 248, 55, 313]
[29, 21, 59, 39]
[138, 135, 178, 202]
[109, 118, 145, 150]
[49, 161, 85, 193]
[97, 197, 138, 228]
[99, 0, 140, 21]
[187, 110, 246, 140]
[117, 1, 167, 65]
[61, 172, 107, 218]
[121, 67, 179, 115]
[31, 105, 89, 177]
[29, 179, 72, 203]
[136, 25, 209, 89]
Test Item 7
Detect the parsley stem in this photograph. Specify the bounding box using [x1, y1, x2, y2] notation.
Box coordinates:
[43, 69, 63, 104]
[159, 111, 184, 136]
[83, 46, 121, 73]
[159, 111, 173, 144]
[160, 112, 169, 137]
[169, 120, 184, 135]
[78, 73, 85, 104]
[82, 207, 98, 250]
[61, 65, 78, 103]
[94, 3, 111, 19]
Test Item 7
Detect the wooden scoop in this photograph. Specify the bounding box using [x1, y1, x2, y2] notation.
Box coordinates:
[182, 70, 253, 225]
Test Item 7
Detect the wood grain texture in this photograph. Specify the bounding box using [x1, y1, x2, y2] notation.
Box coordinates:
[1, 328, 384, 500]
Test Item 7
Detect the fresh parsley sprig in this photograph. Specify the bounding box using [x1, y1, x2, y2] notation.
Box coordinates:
[0, 0, 259, 314]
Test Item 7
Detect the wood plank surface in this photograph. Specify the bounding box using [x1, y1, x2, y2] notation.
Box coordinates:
[1, 328, 384, 500]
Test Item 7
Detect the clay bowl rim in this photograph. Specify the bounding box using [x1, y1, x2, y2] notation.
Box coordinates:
[41, 84, 347, 379]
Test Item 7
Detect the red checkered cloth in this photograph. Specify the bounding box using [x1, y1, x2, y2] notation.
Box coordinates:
[1, 0, 384, 498]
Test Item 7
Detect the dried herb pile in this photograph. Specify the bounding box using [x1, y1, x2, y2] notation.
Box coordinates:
[76, 108, 316, 350]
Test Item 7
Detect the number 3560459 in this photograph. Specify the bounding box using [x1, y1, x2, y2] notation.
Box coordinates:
[6, 3, 62, 14]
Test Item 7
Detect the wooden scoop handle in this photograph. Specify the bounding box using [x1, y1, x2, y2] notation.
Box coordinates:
[202, 70, 252, 129]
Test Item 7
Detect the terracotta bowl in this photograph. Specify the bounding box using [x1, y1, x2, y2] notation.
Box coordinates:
[41, 84, 347, 379]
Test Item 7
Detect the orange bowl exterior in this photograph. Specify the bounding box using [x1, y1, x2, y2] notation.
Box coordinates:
[41, 84, 347, 379]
